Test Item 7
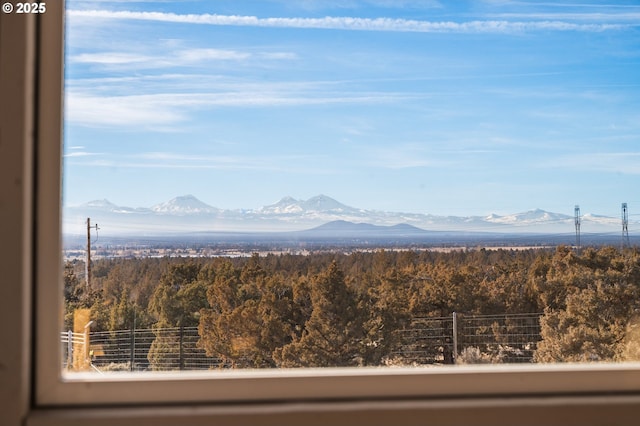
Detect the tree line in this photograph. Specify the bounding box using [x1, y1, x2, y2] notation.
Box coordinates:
[64, 245, 640, 367]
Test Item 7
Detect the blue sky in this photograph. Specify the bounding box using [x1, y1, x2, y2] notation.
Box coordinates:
[63, 0, 640, 217]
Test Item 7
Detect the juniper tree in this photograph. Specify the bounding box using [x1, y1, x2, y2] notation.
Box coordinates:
[534, 247, 640, 362]
[274, 261, 365, 367]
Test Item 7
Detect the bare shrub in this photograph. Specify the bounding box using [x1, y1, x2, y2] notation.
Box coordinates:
[456, 347, 502, 364]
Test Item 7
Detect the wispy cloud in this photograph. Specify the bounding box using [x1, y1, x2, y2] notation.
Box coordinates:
[73, 52, 155, 65]
[69, 48, 269, 70]
[67, 9, 630, 33]
[67, 150, 337, 174]
[66, 74, 335, 97]
[65, 92, 187, 128]
[488, 12, 640, 22]
[178, 48, 251, 62]
[63, 151, 103, 158]
[65, 89, 419, 128]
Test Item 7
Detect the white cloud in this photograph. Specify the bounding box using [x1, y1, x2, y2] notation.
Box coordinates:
[65, 89, 416, 128]
[259, 52, 298, 60]
[72, 52, 154, 64]
[65, 92, 186, 128]
[70, 48, 255, 69]
[177, 48, 251, 62]
[63, 151, 102, 158]
[67, 150, 333, 173]
[66, 9, 629, 33]
[133, 152, 263, 170]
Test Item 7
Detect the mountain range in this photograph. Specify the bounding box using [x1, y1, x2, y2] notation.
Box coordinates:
[63, 194, 632, 238]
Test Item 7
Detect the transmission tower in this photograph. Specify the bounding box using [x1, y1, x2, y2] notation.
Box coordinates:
[574, 205, 581, 252]
[622, 203, 630, 249]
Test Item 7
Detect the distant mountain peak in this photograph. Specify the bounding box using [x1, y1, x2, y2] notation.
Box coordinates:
[309, 194, 332, 201]
[306, 220, 428, 236]
[312, 219, 368, 230]
[485, 208, 572, 225]
[80, 198, 119, 211]
[64, 194, 633, 236]
[151, 195, 218, 215]
[83, 199, 117, 208]
[259, 194, 358, 215]
[301, 195, 356, 212]
[175, 194, 198, 201]
[259, 196, 303, 214]
[276, 196, 298, 204]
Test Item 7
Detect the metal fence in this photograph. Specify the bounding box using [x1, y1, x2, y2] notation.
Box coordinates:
[395, 315, 455, 364]
[394, 312, 542, 365]
[63, 312, 543, 371]
[456, 313, 542, 363]
[60, 330, 85, 369]
[87, 327, 225, 371]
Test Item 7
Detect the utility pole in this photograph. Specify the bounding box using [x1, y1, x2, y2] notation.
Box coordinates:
[574, 205, 581, 253]
[86, 218, 99, 289]
[622, 203, 630, 249]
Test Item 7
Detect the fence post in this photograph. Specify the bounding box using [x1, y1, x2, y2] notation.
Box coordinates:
[179, 325, 184, 371]
[83, 322, 93, 370]
[67, 330, 73, 370]
[130, 324, 135, 372]
[452, 312, 458, 362]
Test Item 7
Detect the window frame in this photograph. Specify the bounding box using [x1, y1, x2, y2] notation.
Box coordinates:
[5, 1, 640, 424]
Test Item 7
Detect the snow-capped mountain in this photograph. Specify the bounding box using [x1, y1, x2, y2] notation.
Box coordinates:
[485, 209, 573, 226]
[82, 199, 126, 212]
[300, 194, 361, 213]
[151, 195, 219, 215]
[78, 199, 142, 214]
[63, 194, 635, 237]
[83, 199, 118, 210]
[259, 196, 303, 214]
[258, 195, 363, 215]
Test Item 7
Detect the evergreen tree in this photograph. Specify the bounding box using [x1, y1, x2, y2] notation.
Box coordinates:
[358, 266, 411, 365]
[274, 262, 364, 367]
[198, 256, 298, 367]
[148, 261, 207, 370]
[534, 247, 640, 362]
